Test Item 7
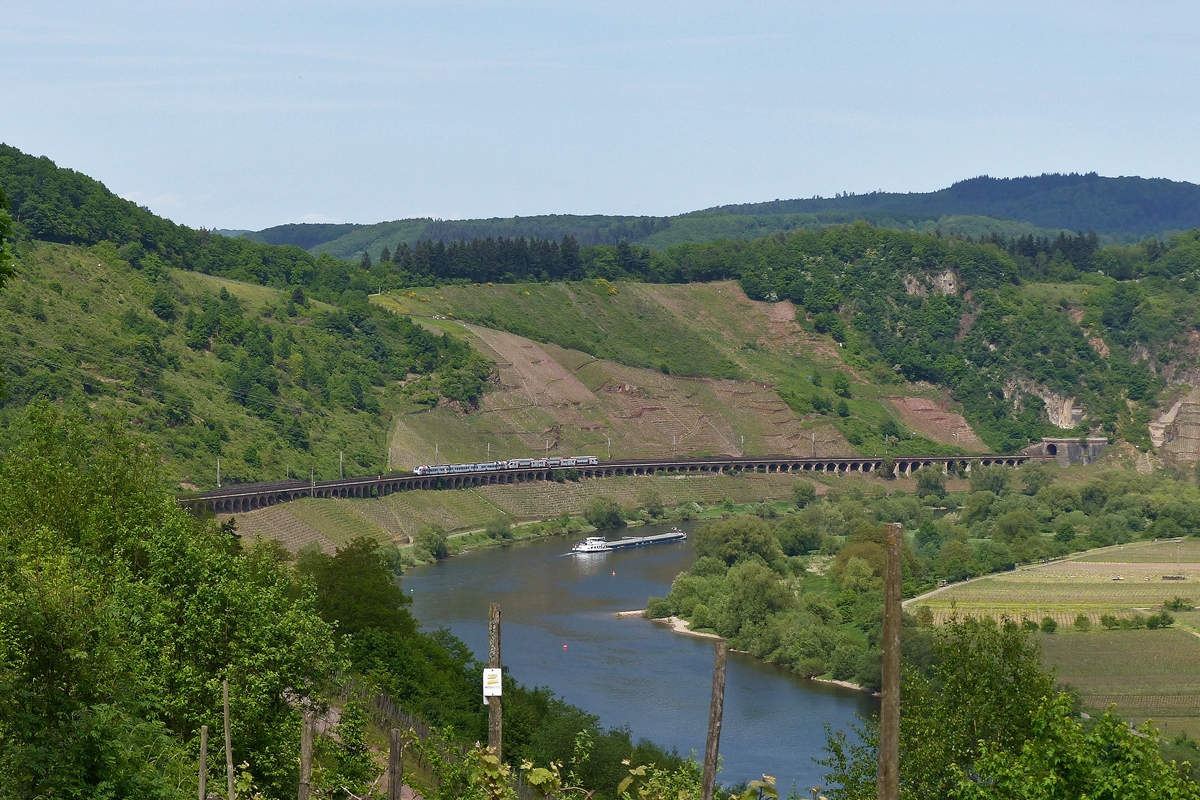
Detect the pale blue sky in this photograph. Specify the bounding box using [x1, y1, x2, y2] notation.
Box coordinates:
[3, 1, 1199, 230]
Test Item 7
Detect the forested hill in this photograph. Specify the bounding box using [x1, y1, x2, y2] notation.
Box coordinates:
[236, 172, 1200, 261]
[709, 173, 1200, 238]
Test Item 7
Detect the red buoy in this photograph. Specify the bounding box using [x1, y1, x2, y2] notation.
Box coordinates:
[563, 643, 568, 649]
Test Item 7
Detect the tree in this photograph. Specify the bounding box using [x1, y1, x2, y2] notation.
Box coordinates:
[914, 466, 946, 498]
[415, 524, 451, 559]
[691, 516, 779, 566]
[775, 514, 821, 555]
[298, 536, 415, 638]
[359, 250, 372, 269]
[1074, 613, 1091, 631]
[0, 405, 339, 799]
[328, 701, 379, 798]
[793, 480, 817, 508]
[584, 496, 625, 529]
[970, 464, 1011, 495]
[0, 185, 14, 292]
[836, 399, 851, 417]
[1020, 463, 1053, 495]
[1040, 616, 1057, 633]
[637, 487, 664, 518]
[821, 617, 1056, 799]
[832, 371, 852, 398]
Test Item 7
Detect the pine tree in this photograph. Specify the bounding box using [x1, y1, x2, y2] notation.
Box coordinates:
[379, 245, 391, 263]
[359, 251, 372, 269]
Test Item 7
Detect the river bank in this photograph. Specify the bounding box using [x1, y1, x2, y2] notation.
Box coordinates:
[615, 609, 879, 696]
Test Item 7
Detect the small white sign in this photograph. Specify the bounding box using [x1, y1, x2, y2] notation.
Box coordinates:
[483, 668, 502, 697]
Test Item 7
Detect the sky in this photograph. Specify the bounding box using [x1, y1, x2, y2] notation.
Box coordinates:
[3, 1, 1199, 231]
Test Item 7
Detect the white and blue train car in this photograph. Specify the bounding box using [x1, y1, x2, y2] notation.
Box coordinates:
[413, 455, 599, 476]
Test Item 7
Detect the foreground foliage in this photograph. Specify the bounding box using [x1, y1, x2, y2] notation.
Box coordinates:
[820, 618, 1199, 800]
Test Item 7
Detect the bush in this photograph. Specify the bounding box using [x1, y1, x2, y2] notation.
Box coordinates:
[645, 597, 672, 619]
[1021, 618, 1039, 632]
[836, 399, 851, 417]
[1164, 597, 1194, 611]
[1040, 616, 1058, 633]
[485, 516, 513, 540]
[1074, 614, 1091, 632]
[1100, 613, 1120, 630]
[584, 496, 626, 529]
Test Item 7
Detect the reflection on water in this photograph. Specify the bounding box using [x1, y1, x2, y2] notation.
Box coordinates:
[404, 522, 876, 791]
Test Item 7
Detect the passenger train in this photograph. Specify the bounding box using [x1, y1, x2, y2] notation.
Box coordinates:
[413, 455, 599, 476]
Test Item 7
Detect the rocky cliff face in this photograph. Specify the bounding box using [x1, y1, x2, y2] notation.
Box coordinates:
[1004, 378, 1084, 429]
[1151, 388, 1200, 461]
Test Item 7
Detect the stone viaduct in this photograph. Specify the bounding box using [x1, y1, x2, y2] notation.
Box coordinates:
[182, 453, 1036, 515]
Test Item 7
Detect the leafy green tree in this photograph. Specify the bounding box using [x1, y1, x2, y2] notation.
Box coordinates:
[775, 513, 821, 555]
[637, 486, 665, 518]
[298, 536, 415, 638]
[792, 480, 817, 508]
[584, 496, 625, 529]
[328, 701, 378, 798]
[691, 516, 779, 566]
[832, 371, 852, 398]
[914, 466, 946, 498]
[970, 465, 1012, 495]
[821, 617, 1057, 800]
[1040, 616, 1057, 633]
[415, 524, 451, 559]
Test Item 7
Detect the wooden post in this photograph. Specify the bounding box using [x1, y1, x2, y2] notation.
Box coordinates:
[198, 725, 208, 800]
[878, 523, 902, 800]
[388, 728, 403, 800]
[298, 711, 313, 800]
[701, 640, 728, 800]
[224, 680, 236, 800]
[488, 603, 503, 760]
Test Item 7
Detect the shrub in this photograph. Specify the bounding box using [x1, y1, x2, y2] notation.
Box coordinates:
[1074, 614, 1091, 632]
[1040, 616, 1058, 633]
[836, 399, 851, 417]
[1164, 596, 1194, 611]
[485, 516, 512, 540]
[915, 606, 934, 627]
[1021, 618, 1039, 632]
[1100, 613, 1120, 630]
[1147, 611, 1175, 629]
[832, 371, 852, 398]
[645, 597, 672, 619]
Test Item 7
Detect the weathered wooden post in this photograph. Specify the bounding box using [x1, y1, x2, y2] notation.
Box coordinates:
[878, 522, 902, 800]
[388, 728, 404, 800]
[298, 710, 313, 800]
[488, 602, 503, 760]
[198, 725, 208, 800]
[701, 640, 728, 800]
[224, 680, 236, 800]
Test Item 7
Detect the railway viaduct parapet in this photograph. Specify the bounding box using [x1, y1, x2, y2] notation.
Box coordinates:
[182, 453, 1035, 515]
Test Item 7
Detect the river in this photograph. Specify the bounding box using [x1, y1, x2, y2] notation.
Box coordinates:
[403, 522, 877, 793]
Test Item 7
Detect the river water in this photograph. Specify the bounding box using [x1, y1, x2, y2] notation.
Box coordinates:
[403, 522, 876, 793]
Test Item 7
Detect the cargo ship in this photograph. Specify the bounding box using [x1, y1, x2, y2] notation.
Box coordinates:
[571, 528, 687, 553]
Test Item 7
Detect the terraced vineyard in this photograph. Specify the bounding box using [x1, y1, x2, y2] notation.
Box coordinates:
[1042, 627, 1200, 740]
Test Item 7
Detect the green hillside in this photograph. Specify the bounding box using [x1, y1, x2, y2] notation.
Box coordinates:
[0, 239, 489, 490]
